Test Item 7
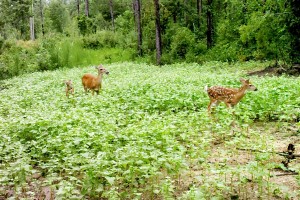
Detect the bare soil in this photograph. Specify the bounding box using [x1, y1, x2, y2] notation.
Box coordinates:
[248, 63, 300, 77]
[176, 122, 300, 200]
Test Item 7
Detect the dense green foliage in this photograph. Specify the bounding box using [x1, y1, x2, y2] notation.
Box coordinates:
[0, 62, 299, 198]
[0, 0, 298, 80]
[0, 35, 134, 80]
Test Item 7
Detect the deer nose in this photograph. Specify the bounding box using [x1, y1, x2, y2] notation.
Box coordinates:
[254, 88, 258, 91]
[106, 71, 110, 75]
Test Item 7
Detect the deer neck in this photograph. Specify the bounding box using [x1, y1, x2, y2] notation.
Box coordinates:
[233, 85, 248, 102]
[96, 73, 103, 83]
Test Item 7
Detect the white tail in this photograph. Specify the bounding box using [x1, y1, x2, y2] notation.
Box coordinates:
[206, 78, 257, 113]
[82, 64, 109, 95]
[204, 85, 208, 92]
[64, 80, 74, 98]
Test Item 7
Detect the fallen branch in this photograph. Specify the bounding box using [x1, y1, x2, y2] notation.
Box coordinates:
[239, 144, 299, 169]
[237, 148, 288, 156]
[275, 172, 298, 176]
[237, 144, 300, 158]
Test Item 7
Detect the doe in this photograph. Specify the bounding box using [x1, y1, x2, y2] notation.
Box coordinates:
[205, 78, 257, 114]
[82, 64, 109, 95]
[64, 80, 74, 98]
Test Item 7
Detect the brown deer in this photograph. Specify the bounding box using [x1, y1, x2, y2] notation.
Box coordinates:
[82, 64, 109, 95]
[205, 78, 257, 114]
[64, 80, 74, 98]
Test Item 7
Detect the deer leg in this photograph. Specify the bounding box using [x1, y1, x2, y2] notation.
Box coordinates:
[225, 102, 232, 108]
[208, 99, 218, 114]
[212, 101, 221, 114]
[225, 103, 237, 127]
[214, 101, 220, 107]
[207, 100, 213, 113]
[225, 103, 235, 114]
[65, 89, 69, 98]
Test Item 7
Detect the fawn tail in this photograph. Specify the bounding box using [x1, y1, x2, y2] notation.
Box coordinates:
[204, 85, 209, 92]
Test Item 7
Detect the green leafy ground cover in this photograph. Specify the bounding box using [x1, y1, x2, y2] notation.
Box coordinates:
[0, 62, 299, 199]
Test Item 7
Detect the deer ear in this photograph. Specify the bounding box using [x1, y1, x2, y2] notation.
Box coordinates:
[240, 78, 246, 82]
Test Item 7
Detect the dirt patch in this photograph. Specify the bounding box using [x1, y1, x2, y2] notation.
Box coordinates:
[248, 63, 300, 77]
[180, 122, 300, 199]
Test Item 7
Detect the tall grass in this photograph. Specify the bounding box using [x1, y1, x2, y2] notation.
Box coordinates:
[0, 35, 136, 80]
[51, 37, 136, 68]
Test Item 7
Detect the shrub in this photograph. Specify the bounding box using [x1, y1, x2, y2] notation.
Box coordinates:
[39, 34, 61, 70]
[0, 36, 62, 80]
[0, 40, 39, 78]
[82, 31, 119, 49]
[203, 42, 239, 62]
[0, 31, 137, 80]
[165, 24, 196, 62]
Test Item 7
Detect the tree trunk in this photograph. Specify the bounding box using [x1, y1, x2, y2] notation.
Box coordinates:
[154, 0, 162, 65]
[85, 0, 89, 17]
[197, 0, 202, 29]
[184, 0, 188, 26]
[206, 0, 213, 48]
[77, 0, 80, 16]
[30, 17, 35, 40]
[40, 0, 44, 36]
[30, 1, 34, 40]
[134, 0, 143, 56]
[109, 0, 115, 32]
[242, 0, 247, 24]
[289, 0, 300, 64]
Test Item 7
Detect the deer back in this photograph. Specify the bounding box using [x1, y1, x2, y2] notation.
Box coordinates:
[82, 73, 100, 89]
[208, 86, 239, 101]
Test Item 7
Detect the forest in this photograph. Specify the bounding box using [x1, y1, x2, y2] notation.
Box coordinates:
[1, 0, 300, 199]
[0, 0, 299, 79]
